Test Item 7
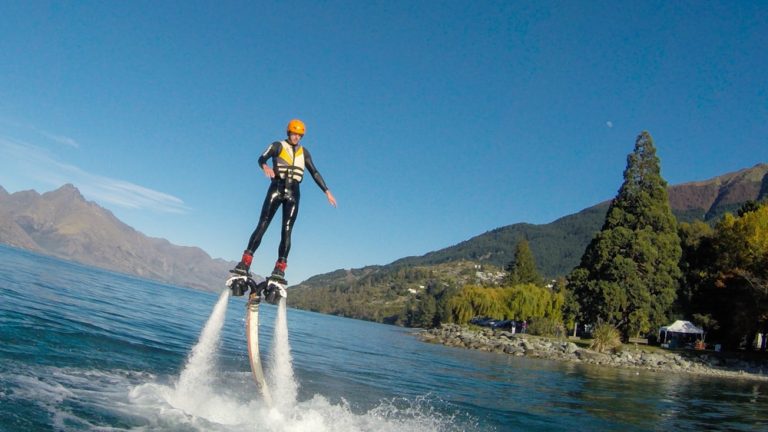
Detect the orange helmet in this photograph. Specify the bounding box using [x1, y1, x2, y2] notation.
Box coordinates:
[287, 119, 306, 136]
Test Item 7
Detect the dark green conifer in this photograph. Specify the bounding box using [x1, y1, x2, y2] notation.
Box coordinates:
[505, 239, 544, 286]
[568, 131, 681, 340]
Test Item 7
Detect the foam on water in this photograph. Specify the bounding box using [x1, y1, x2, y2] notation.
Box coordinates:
[128, 382, 463, 432]
[122, 289, 466, 431]
[1, 361, 465, 432]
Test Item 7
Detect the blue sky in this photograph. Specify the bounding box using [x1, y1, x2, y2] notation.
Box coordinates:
[1, 1, 766, 283]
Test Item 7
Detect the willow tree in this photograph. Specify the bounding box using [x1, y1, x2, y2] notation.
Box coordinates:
[446, 284, 563, 323]
[568, 131, 681, 340]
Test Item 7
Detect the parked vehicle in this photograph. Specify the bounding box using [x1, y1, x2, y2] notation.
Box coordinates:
[471, 317, 521, 331]
[470, 316, 497, 327]
[492, 320, 516, 330]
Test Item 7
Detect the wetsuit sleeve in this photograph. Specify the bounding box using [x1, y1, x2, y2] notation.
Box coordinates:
[257, 141, 282, 167]
[303, 148, 329, 192]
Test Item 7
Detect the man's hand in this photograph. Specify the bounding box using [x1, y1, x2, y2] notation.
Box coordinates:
[326, 190, 337, 208]
[262, 164, 275, 179]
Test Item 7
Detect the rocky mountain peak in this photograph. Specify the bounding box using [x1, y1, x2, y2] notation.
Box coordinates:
[43, 183, 86, 202]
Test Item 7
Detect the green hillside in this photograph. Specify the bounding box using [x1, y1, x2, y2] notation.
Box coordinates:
[289, 164, 768, 326]
[391, 202, 609, 278]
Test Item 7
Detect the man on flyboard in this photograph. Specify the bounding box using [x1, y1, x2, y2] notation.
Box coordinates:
[228, 119, 337, 303]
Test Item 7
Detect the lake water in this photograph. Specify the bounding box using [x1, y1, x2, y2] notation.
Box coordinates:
[1, 245, 766, 431]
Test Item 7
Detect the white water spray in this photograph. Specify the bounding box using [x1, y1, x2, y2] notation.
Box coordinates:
[133, 288, 267, 426]
[174, 289, 230, 404]
[268, 297, 298, 407]
[127, 288, 460, 431]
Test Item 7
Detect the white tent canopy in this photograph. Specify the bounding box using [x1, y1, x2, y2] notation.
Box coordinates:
[659, 320, 705, 347]
[660, 320, 704, 335]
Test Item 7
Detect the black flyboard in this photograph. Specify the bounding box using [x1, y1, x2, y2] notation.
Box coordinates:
[224, 272, 288, 407]
[263, 276, 287, 305]
[226, 274, 286, 305]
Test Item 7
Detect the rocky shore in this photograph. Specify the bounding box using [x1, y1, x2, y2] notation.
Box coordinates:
[417, 324, 768, 381]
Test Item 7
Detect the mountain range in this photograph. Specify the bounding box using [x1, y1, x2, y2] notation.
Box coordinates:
[0, 184, 233, 291]
[1, 163, 766, 293]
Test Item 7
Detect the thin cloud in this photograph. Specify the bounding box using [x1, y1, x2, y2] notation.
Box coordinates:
[0, 137, 189, 214]
[606, 121, 614, 128]
[83, 177, 188, 214]
[40, 131, 80, 148]
[0, 116, 80, 148]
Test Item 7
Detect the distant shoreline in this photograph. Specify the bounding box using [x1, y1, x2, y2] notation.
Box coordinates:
[417, 324, 768, 381]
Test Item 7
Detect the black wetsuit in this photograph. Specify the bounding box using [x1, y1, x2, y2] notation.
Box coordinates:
[245, 140, 329, 261]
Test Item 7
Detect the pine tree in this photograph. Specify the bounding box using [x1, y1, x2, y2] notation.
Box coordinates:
[568, 131, 681, 340]
[505, 239, 544, 286]
[407, 294, 438, 328]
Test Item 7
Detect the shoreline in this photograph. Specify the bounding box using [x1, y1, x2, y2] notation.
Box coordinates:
[417, 324, 768, 381]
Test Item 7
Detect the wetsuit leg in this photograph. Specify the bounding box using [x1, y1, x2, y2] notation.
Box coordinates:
[277, 187, 300, 259]
[246, 182, 283, 253]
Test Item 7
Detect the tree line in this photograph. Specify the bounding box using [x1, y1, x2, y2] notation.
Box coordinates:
[410, 131, 768, 350]
[290, 131, 767, 351]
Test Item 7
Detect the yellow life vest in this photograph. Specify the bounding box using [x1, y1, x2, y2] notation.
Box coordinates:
[275, 140, 305, 182]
